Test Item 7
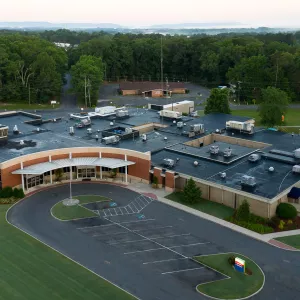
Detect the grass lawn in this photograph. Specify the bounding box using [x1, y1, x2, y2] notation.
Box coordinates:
[275, 235, 300, 249]
[165, 192, 234, 219]
[51, 195, 110, 221]
[0, 205, 136, 300]
[231, 108, 300, 127]
[194, 253, 264, 299]
[73, 195, 111, 204]
[0, 102, 60, 110]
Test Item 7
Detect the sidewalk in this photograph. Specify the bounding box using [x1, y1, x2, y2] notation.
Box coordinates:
[126, 182, 300, 252]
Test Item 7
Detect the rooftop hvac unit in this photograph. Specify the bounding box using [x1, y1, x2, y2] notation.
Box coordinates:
[125, 127, 133, 134]
[190, 124, 204, 133]
[69, 126, 74, 135]
[223, 148, 232, 157]
[19, 140, 25, 145]
[116, 110, 129, 118]
[177, 121, 184, 128]
[248, 154, 260, 162]
[101, 135, 120, 145]
[294, 148, 300, 159]
[163, 158, 175, 168]
[210, 145, 219, 154]
[292, 165, 300, 174]
[13, 125, 19, 134]
[87, 128, 92, 135]
[141, 134, 147, 141]
[241, 175, 256, 187]
[220, 172, 226, 178]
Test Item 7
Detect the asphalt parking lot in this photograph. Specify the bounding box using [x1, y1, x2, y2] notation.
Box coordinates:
[7, 183, 300, 300]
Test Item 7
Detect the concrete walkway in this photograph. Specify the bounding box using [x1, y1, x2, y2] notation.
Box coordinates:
[126, 182, 300, 252]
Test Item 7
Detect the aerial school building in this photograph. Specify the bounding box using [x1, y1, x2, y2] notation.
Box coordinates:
[0, 108, 300, 218]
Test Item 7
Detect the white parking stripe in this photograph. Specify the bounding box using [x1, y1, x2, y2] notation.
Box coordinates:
[119, 219, 155, 224]
[151, 233, 190, 240]
[161, 267, 204, 275]
[143, 258, 189, 265]
[131, 203, 139, 212]
[170, 242, 210, 248]
[114, 208, 118, 215]
[92, 231, 128, 237]
[109, 238, 146, 245]
[124, 247, 165, 255]
[133, 200, 142, 211]
[133, 225, 173, 232]
[103, 210, 107, 217]
[124, 206, 129, 214]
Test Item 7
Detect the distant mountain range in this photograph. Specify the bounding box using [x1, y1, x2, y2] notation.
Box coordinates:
[0, 22, 123, 29]
[148, 22, 244, 29]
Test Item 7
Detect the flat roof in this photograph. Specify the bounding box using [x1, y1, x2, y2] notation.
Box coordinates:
[1, 109, 300, 199]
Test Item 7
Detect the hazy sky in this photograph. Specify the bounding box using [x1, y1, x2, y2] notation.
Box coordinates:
[1, 0, 300, 27]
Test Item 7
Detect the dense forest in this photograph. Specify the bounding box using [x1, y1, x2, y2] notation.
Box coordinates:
[0, 29, 300, 103]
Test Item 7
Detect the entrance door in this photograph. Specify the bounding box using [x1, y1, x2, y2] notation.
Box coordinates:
[77, 166, 96, 179]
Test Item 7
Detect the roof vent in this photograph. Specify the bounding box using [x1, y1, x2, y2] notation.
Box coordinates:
[220, 172, 226, 178]
[269, 166, 275, 172]
[194, 161, 199, 166]
[19, 140, 25, 145]
[248, 154, 260, 162]
[163, 159, 175, 168]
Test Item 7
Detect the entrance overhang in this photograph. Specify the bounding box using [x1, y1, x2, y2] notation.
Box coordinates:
[12, 157, 135, 175]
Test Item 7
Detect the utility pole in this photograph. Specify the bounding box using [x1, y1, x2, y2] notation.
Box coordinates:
[28, 84, 31, 105]
[275, 59, 279, 88]
[161, 36, 164, 93]
[87, 78, 91, 108]
[84, 76, 87, 108]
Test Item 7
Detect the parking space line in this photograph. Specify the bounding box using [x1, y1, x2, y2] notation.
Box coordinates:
[103, 218, 188, 259]
[92, 231, 129, 237]
[124, 206, 129, 214]
[77, 223, 116, 230]
[126, 205, 134, 213]
[119, 219, 155, 224]
[133, 225, 173, 232]
[103, 210, 107, 217]
[110, 209, 116, 216]
[143, 258, 189, 265]
[133, 200, 142, 211]
[114, 208, 118, 215]
[124, 247, 165, 255]
[131, 203, 139, 212]
[142, 195, 151, 204]
[170, 242, 210, 248]
[109, 238, 147, 245]
[152, 233, 190, 240]
[137, 198, 146, 208]
[161, 267, 204, 275]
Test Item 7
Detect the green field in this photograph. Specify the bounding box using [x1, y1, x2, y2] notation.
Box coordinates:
[195, 253, 264, 299]
[275, 235, 300, 249]
[0, 204, 136, 300]
[51, 195, 110, 221]
[165, 192, 234, 219]
[231, 108, 300, 127]
[0, 102, 60, 110]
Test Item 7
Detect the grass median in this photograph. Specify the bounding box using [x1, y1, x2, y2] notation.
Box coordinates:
[275, 235, 300, 249]
[1, 204, 136, 300]
[165, 191, 234, 219]
[51, 195, 110, 221]
[194, 253, 264, 299]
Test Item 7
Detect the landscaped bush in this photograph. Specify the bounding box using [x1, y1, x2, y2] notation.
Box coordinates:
[235, 199, 250, 221]
[267, 216, 281, 228]
[228, 255, 235, 265]
[183, 178, 202, 204]
[0, 187, 13, 198]
[276, 203, 297, 219]
[152, 176, 158, 188]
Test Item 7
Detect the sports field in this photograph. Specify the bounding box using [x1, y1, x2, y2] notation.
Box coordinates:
[0, 204, 136, 300]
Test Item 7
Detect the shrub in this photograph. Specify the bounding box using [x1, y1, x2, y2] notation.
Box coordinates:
[246, 223, 274, 234]
[249, 214, 267, 224]
[55, 169, 63, 182]
[152, 176, 158, 186]
[268, 216, 280, 228]
[228, 255, 235, 265]
[278, 220, 285, 230]
[0, 187, 13, 198]
[183, 178, 202, 204]
[287, 220, 293, 225]
[276, 203, 297, 219]
[236, 199, 250, 221]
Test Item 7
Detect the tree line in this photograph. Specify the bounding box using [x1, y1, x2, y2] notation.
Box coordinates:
[0, 30, 300, 104]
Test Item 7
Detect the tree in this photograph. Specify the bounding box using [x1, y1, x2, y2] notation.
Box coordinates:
[183, 178, 202, 204]
[70, 55, 104, 106]
[258, 87, 289, 126]
[236, 199, 250, 221]
[204, 88, 231, 115]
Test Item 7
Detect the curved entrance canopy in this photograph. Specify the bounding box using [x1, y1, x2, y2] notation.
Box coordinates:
[12, 157, 135, 175]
